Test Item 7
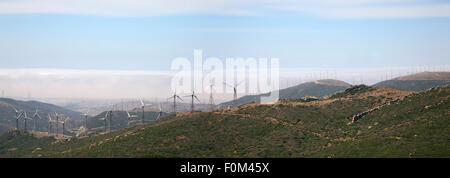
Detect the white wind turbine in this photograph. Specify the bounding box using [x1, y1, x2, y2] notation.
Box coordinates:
[54, 112, 61, 136]
[126, 111, 138, 128]
[207, 81, 215, 111]
[59, 117, 67, 137]
[140, 99, 152, 125]
[32, 108, 42, 132]
[184, 91, 200, 112]
[11, 106, 22, 130]
[82, 113, 89, 130]
[224, 80, 244, 107]
[157, 103, 164, 120]
[99, 111, 110, 132]
[48, 113, 56, 135]
[167, 89, 183, 114]
[23, 111, 32, 132]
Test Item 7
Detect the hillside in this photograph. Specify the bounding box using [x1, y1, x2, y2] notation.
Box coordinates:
[373, 72, 450, 91]
[0, 130, 55, 158]
[219, 79, 350, 107]
[0, 98, 84, 134]
[2, 85, 446, 158]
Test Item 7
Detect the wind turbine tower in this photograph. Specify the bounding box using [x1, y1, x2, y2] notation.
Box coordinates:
[126, 111, 138, 127]
[167, 90, 183, 114]
[224, 81, 243, 107]
[55, 112, 59, 136]
[11, 106, 22, 130]
[48, 114, 55, 135]
[32, 108, 41, 132]
[59, 117, 67, 137]
[184, 91, 200, 112]
[82, 113, 89, 130]
[157, 103, 163, 120]
[140, 99, 152, 124]
[23, 111, 32, 132]
[208, 82, 215, 111]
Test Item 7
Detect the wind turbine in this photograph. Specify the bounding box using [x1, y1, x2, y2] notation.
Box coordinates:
[59, 117, 67, 137]
[108, 105, 113, 132]
[207, 82, 215, 111]
[99, 111, 109, 132]
[47, 114, 55, 135]
[224, 81, 243, 107]
[11, 106, 22, 130]
[167, 90, 183, 114]
[55, 112, 60, 136]
[23, 111, 32, 132]
[157, 103, 163, 120]
[140, 99, 152, 125]
[126, 111, 138, 127]
[32, 108, 42, 132]
[184, 91, 200, 112]
[82, 113, 89, 130]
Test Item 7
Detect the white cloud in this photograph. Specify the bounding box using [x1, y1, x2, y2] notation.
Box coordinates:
[0, 0, 449, 18]
[280, 1, 450, 19]
[0, 68, 175, 99]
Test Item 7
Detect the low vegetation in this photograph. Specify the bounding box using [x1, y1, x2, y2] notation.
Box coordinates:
[0, 86, 448, 158]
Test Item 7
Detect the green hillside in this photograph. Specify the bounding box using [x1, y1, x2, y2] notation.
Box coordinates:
[0, 130, 55, 158]
[1, 86, 448, 158]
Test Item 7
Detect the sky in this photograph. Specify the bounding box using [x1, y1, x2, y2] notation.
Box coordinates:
[0, 0, 450, 101]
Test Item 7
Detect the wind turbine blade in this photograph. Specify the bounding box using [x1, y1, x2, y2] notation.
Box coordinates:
[223, 82, 233, 88]
[236, 80, 245, 87]
[176, 96, 183, 101]
[10, 105, 19, 113]
[194, 95, 200, 102]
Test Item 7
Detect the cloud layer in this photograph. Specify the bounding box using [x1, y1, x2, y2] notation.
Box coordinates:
[0, 0, 449, 18]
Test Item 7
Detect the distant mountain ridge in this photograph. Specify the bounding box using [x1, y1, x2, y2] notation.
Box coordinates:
[219, 79, 351, 107]
[373, 72, 450, 91]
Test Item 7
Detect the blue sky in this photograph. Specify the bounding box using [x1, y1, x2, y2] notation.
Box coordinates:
[1, 0, 450, 70]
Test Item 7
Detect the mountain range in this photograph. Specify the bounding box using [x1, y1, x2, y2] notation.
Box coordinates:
[373, 72, 450, 91]
[219, 79, 351, 107]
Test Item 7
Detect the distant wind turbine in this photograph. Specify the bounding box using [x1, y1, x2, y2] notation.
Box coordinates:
[184, 91, 200, 112]
[207, 81, 216, 111]
[126, 111, 138, 128]
[167, 89, 183, 113]
[140, 99, 152, 124]
[157, 103, 164, 120]
[23, 111, 32, 132]
[32, 108, 42, 132]
[224, 80, 244, 107]
[11, 106, 22, 130]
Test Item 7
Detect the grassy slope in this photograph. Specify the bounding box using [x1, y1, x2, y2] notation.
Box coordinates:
[311, 87, 449, 158]
[4, 87, 448, 158]
[0, 130, 55, 158]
